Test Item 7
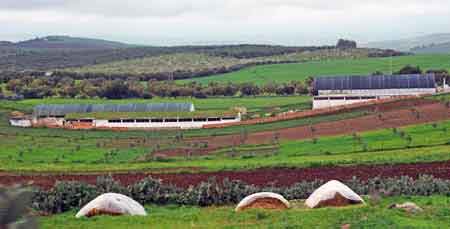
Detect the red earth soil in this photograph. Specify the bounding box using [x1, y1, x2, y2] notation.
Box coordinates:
[2, 161, 450, 189]
[203, 96, 430, 129]
[161, 100, 450, 157]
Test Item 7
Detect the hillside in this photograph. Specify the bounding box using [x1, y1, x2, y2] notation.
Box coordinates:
[62, 48, 373, 80]
[411, 42, 450, 54]
[12, 35, 133, 50]
[0, 35, 405, 73]
[364, 33, 450, 52]
[178, 54, 450, 85]
[0, 42, 331, 72]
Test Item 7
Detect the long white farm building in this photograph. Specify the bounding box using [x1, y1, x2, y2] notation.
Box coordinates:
[312, 74, 436, 109]
[10, 103, 241, 129]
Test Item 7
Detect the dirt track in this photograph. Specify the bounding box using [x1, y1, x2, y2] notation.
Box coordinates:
[164, 100, 450, 156]
[2, 161, 450, 189]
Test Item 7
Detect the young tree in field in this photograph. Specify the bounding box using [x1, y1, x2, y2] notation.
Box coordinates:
[271, 132, 280, 146]
[239, 128, 248, 145]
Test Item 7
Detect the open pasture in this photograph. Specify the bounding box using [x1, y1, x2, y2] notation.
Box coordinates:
[10, 96, 311, 113]
[0, 116, 448, 173]
[40, 196, 450, 229]
[179, 54, 450, 84]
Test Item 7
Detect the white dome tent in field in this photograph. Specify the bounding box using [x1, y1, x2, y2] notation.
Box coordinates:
[75, 193, 147, 218]
[305, 180, 364, 208]
[235, 192, 290, 212]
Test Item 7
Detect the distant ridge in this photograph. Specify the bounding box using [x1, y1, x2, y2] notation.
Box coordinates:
[411, 42, 450, 54]
[8, 35, 136, 50]
[363, 33, 450, 52]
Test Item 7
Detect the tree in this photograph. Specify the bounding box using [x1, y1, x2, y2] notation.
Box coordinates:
[240, 83, 260, 96]
[100, 80, 133, 99]
[336, 39, 357, 49]
[262, 82, 277, 95]
[223, 83, 239, 96]
[394, 65, 422, 75]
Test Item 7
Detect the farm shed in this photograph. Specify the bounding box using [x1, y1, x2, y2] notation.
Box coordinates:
[312, 74, 436, 109]
[11, 103, 241, 130]
[33, 103, 195, 118]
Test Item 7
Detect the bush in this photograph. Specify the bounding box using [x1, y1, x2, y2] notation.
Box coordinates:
[33, 181, 97, 214]
[31, 175, 450, 214]
[129, 177, 179, 205]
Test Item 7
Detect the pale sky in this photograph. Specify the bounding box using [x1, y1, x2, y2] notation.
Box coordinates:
[1, 0, 449, 46]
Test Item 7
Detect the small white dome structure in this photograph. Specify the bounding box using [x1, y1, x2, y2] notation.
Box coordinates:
[305, 180, 364, 208]
[235, 192, 290, 212]
[75, 193, 147, 218]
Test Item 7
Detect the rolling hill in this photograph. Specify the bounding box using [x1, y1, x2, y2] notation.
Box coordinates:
[178, 54, 450, 85]
[364, 33, 450, 52]
[9, 35, 134, 50]
[411, 42, 450, 54]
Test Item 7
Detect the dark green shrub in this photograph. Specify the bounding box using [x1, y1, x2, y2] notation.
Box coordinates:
[31, 175, 450, 214]
[33, 181, 97, 214]
[96, 175, 128, 195]
[129, 176, 179, 205]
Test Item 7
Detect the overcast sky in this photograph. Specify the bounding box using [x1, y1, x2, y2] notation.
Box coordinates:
[1, 0, 449, 46]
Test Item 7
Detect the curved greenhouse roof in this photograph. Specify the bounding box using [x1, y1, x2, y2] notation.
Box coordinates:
[313, 74, 436, 95]
[33, 103, 195, 117]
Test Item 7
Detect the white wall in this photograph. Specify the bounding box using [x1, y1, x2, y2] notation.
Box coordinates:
[313, 98, 379, 109]
[318, 88, 436, 96]
[93, 116, 241, 129]
[9, 119, 32, 127]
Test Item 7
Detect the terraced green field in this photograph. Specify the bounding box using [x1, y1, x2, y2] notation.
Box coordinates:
[179, 54, 450, 85]
[40, 196, 450, 229]
[1, 117, 448, 172]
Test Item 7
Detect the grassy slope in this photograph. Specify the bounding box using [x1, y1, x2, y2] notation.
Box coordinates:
[40, 196, 450, 229]
[12, 96, 311, 113]
[65, 53, 253, 75]
[178, 54, 450, 85]
[1, 120, 448, 172]
[63, 48, 371, 76]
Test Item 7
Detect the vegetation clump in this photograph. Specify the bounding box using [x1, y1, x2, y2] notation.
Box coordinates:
[32, 175, 450, 214]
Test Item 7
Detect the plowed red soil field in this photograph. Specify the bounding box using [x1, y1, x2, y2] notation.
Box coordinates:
[2, 161, 450, 189]
[162, 100, 450, 157]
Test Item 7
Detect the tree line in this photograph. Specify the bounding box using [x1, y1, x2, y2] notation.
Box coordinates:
[1, 65, 446, 100]
[0, 76, 312, 99]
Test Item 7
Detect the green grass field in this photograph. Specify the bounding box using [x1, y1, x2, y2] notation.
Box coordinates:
[179, 54, 450, 85]
[39, 196, 450, 229]
[1, 119, 448, 172]
[9, 96, 311, 113]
